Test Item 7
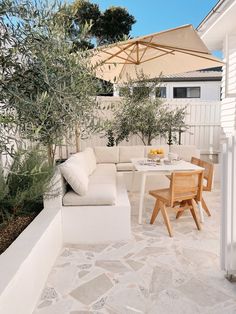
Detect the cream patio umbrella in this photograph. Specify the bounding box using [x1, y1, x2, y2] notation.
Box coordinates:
[90, 24, 223, 83]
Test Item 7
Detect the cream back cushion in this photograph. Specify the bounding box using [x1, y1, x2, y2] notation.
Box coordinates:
[170, 145, 200, 162]
[60, 158, 89, 196]
[69, 148, 96, 175]
[119, 146, 145, 163]
[94, 146, 119, 163]
[69, 151, 89, 175]
[83, 147, 97, 175]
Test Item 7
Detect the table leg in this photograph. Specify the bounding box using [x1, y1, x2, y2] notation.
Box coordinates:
[138, 173, 147, 224]
[197, 201, 204, 223]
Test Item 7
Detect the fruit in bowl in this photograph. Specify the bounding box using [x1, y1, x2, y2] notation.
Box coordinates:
[148, 148, 165, 159]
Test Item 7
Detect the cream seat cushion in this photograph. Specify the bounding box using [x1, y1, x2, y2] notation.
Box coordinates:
[116, 163, 134, 171]
[63, 164, 117, 206]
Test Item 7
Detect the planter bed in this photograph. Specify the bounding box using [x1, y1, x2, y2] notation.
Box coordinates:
[0, 215, 37, 254]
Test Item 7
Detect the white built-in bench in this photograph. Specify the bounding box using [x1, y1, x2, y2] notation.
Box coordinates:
[44, 145, 200, 243]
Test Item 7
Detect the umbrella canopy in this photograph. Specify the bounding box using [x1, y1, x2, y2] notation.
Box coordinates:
[90, 24, 223, 83]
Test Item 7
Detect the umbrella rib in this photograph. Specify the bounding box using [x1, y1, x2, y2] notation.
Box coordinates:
[100, 49, 135, 63]
[140, 50, 176, 64]
[139, 47, 223, 65]
[139, 45, 175, 60]
[138, 41, 175, 55]
[140, 41, 211, 55]
[105, 62, 134, 64]
[136, 42, 140, 64]
[118, 44, 137, 81]
[99, 42, 135, 64]
[139, 36, 154, 62]
[172, 48, 224, 63]
[119, 47, 137, 63]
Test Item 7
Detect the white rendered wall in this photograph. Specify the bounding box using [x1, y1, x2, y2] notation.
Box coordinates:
[0, 207, 63, 314]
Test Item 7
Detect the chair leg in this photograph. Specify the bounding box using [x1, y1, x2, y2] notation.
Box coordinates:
[176, 210, 184, 219]
[201, 197, 211, 217]
[176, 201, 188, 219]
[150, 199, 161, 224]
[189, 199, 201, 231]
[161, 204, 173, 237]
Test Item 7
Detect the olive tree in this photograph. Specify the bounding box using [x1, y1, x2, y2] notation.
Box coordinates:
[0, 0, 100, 164]
[162, 106, 189, 145]
[110, 75, 166, 145]
[109, 74, 188, 146]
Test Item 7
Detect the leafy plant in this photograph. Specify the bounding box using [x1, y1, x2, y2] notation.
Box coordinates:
[0, 148, 55, 224]
[107, 73, 188, 146]
[162, 107, 189, 145]
[106, 129, 115, 147]
[0, 0, 100, 165]
[109, 74, 167, 145]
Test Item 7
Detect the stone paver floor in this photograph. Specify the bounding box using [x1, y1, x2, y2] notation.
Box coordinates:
[34, 185, 236, 314]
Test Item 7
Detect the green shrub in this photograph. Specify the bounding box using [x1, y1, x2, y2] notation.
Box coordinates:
[0, 148, 55, 224]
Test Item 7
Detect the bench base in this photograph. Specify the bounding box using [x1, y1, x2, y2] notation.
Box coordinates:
[62, 173, 131, 244]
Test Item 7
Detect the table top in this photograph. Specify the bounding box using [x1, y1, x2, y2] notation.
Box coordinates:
[131, 158, 204, 173]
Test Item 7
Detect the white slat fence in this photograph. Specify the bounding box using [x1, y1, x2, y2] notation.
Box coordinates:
[55, 97, 221, 160]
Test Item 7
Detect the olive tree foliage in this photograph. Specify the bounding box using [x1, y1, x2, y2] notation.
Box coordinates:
[0, 0, 100, 164]
[109, 74, 167, 146]
[107, 73, 188, 146]
[162, 106, 189, 145]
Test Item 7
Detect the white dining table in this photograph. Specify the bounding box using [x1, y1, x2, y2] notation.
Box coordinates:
[131, 158, 205, 224]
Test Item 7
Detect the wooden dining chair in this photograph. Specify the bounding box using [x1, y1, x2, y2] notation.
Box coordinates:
[149, 170, 204, 237]
[190, 157, 214, 217]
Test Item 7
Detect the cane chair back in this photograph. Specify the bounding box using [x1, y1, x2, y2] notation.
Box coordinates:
[190, 157, 213, 192]
[200, 160, 214, 191]
[191, 157, 200, 166]
[170, 170, 204, 207]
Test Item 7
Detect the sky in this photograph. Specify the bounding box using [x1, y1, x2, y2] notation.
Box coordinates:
[92, 0, 219, 37]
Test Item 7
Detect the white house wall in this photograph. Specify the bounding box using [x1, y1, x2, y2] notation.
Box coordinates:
[114, 81, 221, 101]
[220, 33, 236, 275]
[163, 81, 221, 101]
[221, 35, 236, 135]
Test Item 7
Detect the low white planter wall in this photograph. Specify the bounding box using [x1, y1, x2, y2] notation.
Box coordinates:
[0, 207, 63, 314]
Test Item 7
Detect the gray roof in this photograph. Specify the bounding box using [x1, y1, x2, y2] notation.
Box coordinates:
[162, 69, 222, 82]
